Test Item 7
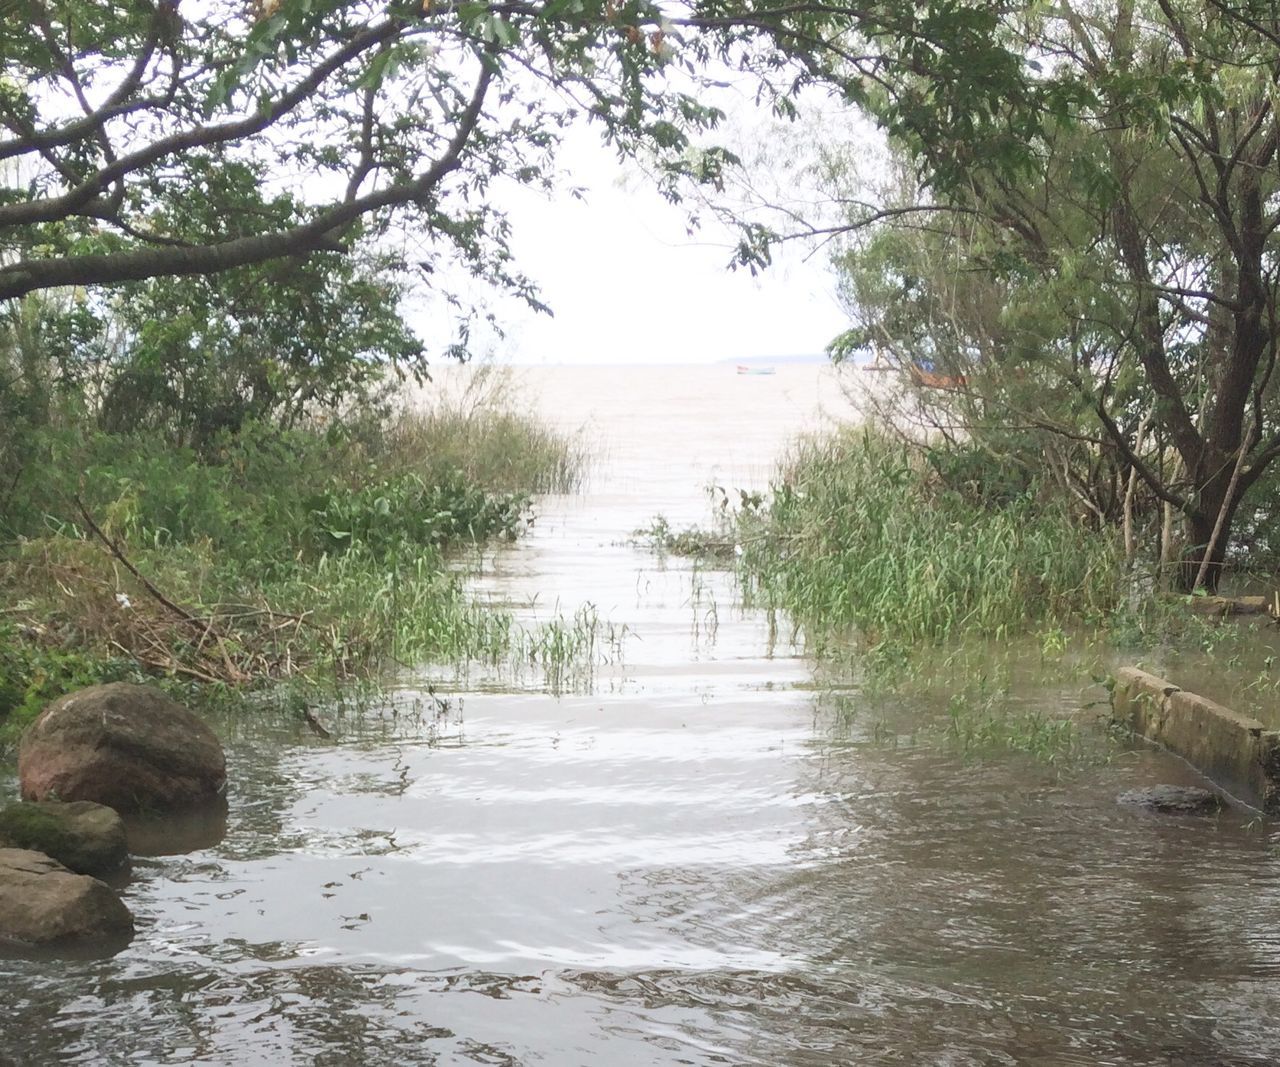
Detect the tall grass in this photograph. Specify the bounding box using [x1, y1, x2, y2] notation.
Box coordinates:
[0, 380, 592, 732]
[392, 364, 587, 493]
[738, 428, 1125, 648]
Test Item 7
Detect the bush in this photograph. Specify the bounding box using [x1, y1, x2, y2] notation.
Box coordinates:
[0, 392, 587, 715]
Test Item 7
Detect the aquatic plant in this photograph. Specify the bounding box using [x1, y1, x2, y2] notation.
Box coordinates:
[634, 514, 737, 563]
[735, 428, 1125, 647]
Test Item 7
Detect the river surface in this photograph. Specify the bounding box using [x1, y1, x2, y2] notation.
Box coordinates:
[6, 363, 1280, 1065]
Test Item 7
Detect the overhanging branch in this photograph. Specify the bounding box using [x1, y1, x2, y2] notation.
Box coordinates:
[0, 61, 494, 301]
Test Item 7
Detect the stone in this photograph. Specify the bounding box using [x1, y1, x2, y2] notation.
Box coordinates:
[1184, 594, 1271, 617]
[1117, 784, 1224, 814]
[0, 801, 128, 876]
[0, 848, 133, 945]
[19, 682, 226, 813]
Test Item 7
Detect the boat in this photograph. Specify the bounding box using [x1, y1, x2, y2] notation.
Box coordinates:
[908, 363, 967, 390]
[736, 365, 776, 376]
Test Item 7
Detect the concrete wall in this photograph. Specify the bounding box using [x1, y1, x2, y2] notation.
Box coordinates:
[1111, 666, 1280, 813]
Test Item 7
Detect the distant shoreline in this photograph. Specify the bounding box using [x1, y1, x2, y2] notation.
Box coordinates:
[485, 354, 846, 368]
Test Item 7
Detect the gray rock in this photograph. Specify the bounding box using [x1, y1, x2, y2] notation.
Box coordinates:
[0, 801, 128, 876]
[1118, 784, 1224, 814]
[18, 683, 226, 813]
[0, 848, 133, 945]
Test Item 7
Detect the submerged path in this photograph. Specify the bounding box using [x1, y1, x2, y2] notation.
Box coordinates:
[6, 364, 1280, 1065]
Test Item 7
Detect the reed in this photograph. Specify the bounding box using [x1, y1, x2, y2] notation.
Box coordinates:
[737, 428, 1125, 647]
[389, 364, 587, 494]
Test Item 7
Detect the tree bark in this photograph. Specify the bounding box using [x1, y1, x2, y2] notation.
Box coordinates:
[1182, 486, 1244, 593]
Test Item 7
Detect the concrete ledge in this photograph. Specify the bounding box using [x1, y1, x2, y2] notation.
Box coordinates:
[1111, 666, 1280, 813]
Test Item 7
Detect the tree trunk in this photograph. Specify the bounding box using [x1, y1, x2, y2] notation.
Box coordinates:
[1181, 494, 1243, 593]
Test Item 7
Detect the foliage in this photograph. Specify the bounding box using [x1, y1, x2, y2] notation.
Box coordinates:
[735, 428, 1125, 647]
[0, 625, 147, 743]
[306, 470, 530, 558]
[0, 394, 590, 726]
[99, 247, 424, 454]
[634, 514, 737, 562]
[814, 0, 1280, 590]
[0, 0, 1006, 313]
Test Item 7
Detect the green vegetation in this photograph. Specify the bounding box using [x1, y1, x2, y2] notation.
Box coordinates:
[632, 420, 1280, 758]
[0, 0, 941, 308]
[0, 306, 593, 744]
[634, 427, 1256, 762]
[634, 514, 737, 564]
[809, 1, 1280, 593]
[734, 430, 1124, 649]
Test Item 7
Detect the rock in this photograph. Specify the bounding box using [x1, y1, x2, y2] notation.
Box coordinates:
[1118, 784, 1224, 814]
[19, 683, 226, 813]
[0, 848, 133, 945]
[0, 801, 128, 876]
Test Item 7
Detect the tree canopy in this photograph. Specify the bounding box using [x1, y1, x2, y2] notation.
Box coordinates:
[0, 1, 1046, 303]
[817, 0, 1280, 588]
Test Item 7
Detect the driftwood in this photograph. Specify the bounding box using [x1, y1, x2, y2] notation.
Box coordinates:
[1184, 594, 1273, 618]
[74, 495, 248, 683]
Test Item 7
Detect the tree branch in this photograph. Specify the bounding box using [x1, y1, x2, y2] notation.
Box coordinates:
[0, 60, 494, 301]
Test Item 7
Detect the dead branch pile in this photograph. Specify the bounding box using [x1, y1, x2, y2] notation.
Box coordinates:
[4, 501, 350, 686]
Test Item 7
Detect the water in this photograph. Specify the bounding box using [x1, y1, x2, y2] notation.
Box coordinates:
[6, 363, 1280, 1065]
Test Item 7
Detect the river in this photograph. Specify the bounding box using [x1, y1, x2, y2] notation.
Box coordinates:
[5, 363, 1280, 1065]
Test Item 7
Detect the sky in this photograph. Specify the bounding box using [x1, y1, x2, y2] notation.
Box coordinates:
[496, 150, 849, 366]
[405, 110, 856, 367]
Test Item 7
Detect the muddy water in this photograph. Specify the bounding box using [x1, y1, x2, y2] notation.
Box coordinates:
[6, 364, 1280, 1066]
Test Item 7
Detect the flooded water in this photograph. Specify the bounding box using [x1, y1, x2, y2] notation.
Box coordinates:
[6, 363, 1280, 1065]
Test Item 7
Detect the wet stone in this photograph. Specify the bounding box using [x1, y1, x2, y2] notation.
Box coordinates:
[1118, 785, 1224, 814]
[0, 848, 134, 946]
[18, 682, 226, 813]
[0, 800, 128, 876]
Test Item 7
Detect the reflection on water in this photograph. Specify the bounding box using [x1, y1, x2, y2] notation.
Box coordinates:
[5, 364, 1280, 1065]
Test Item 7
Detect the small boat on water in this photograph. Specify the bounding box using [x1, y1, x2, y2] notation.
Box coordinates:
[736, 365, 776, 376]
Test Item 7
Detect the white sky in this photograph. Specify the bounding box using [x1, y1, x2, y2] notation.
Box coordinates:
[406, 103, 857, 366]
[495, 147, 848, 365]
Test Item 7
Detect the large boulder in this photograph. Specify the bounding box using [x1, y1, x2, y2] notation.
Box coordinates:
[0, 801, 128, 876]
[19, 683, 226, 813]
[0, 848, 133, 946]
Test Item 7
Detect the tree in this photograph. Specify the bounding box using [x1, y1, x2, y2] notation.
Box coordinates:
[92, 164, 424, 450]
[0, 0, 737, 306]
[813, 0, 1280, 590]
[0, 0, 1045, 309]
